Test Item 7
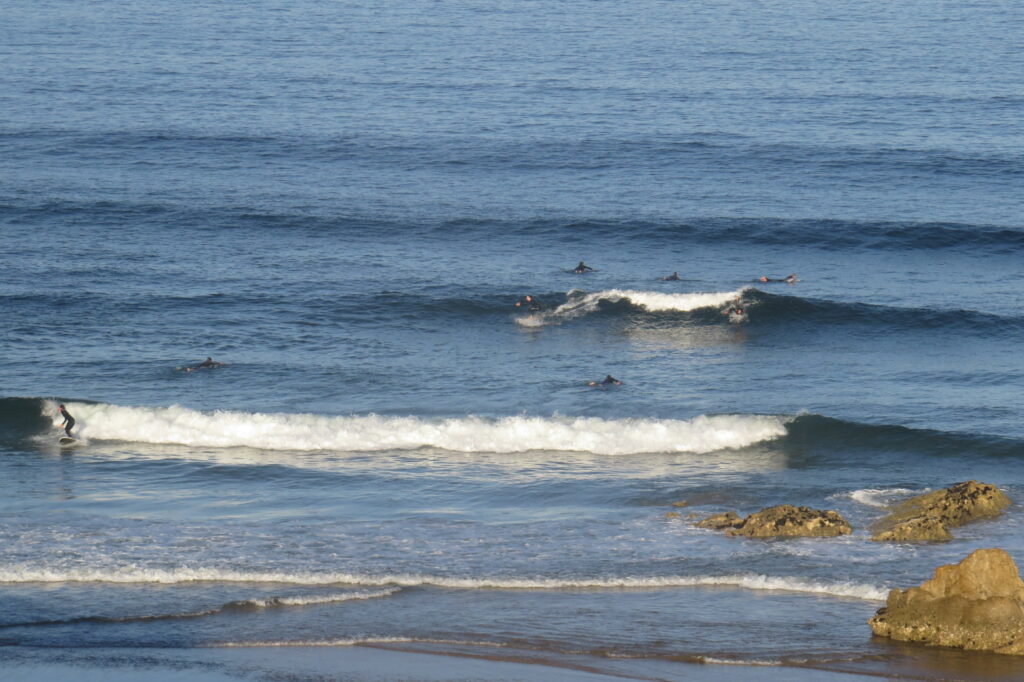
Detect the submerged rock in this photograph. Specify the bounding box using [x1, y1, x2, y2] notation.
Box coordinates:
[871, 481, 1011, 542]
[694, 505, 851, 538]
[694, 511, 742, 530]
[869, 548, 1024, 654]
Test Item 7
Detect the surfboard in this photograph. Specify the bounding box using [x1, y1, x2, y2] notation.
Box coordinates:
[59, 436, 78, 445]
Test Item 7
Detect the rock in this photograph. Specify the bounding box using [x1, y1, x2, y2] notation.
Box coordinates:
[665, 511, 681, 519]
[671, 500, 689, 507]
[871, 481, 1011, 542]
[694, 511, 742, 530]
[869, 548, 1024, 654]
[694, 505, 851, 538]
[872, 515, 951, 542]
[725, 504, 852, 538]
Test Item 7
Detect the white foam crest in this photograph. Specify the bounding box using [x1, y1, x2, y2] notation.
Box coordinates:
[0, 566, 885, 600]
[216, 636, 420, 648]
[215, 636, 496, 648]
[578, 288, 749, 312]
[515, 287, 747, 327]
[42, 401, 789, 455]
[243, 588, 399, 608]
[697, 657, 782, 666]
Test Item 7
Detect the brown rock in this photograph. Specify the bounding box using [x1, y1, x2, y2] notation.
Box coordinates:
[726, 504, 852, 538]
[694, 511, 742, 530]
[869, 548, 1024, 654]
[871, 481, 1011, 542]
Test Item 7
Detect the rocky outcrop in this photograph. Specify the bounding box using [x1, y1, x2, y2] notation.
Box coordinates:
[869, 548, 1024, 654]
[871, 481, 1011, 542]
[695, 505, 851, 538]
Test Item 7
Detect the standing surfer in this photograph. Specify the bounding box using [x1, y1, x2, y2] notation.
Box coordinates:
[58, 404, 75, 437]
[515, 295, 543, 311]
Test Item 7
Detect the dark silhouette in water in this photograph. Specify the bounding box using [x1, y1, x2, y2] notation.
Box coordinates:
[758, 273, 798, 284]
[588, 374, 622, 387]
[573, 261, 595, 274]
[184, 357, 226, 372]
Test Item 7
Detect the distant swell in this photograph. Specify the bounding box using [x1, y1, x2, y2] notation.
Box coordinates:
[6, 201, 1023, 252]
[31, 400, 790, 455]
[0, 567, 886, 600]
[747, 291, 1024, 336]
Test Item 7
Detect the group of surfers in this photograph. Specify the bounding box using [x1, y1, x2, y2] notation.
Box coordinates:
[516, 261, 800, 387]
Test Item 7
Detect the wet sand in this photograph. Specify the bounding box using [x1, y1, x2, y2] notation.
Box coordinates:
[1, 644, 889, 682]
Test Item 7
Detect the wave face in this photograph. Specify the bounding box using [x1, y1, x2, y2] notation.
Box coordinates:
[22, 399, 789, 455]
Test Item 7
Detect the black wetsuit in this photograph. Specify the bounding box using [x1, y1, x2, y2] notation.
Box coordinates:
[59, 407, 75, 436]
[601, 375, 620, 385]
[662, 273, 680, 281]
[516, 297, 543, 311]
[574, 262, 594, 273]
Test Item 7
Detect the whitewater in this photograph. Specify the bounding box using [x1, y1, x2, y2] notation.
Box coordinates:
[43, 400, 790, 455]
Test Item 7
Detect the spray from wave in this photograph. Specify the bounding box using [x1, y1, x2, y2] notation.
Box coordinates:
[40, 401, 789, 455]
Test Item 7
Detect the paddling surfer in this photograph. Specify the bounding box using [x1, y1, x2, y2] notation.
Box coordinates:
[588, 374, 622, 387]
[573, 261, 594, 274]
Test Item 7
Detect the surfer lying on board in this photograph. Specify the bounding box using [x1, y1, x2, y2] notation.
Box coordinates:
[659, 272, 681, 281]
[58, 404, 75, 437]
[758, 273, 798, 284]
[588, 374, 622, 387]
[573, 261, 595, 274]
[184, 357, 226, 372]
[514, 295, 544, 311]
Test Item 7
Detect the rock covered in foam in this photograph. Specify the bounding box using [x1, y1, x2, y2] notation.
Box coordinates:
[871, 481, 1011, 543]
[694, 505, 851, 538]
[869, 549, 1024, 654]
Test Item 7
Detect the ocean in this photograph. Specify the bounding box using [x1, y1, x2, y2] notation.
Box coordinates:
[2, 0, 1024, 679]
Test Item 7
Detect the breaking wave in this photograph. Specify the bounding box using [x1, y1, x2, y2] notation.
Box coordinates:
[0, 566, 886, 600]
[32, 400, 789, 455]
[517, 287, 746, 326]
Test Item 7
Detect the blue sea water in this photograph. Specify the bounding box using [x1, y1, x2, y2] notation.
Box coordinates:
[2, 0, 1024, 679]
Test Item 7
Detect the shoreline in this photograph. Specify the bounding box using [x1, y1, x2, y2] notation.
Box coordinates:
[0, 643, 904, 682]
